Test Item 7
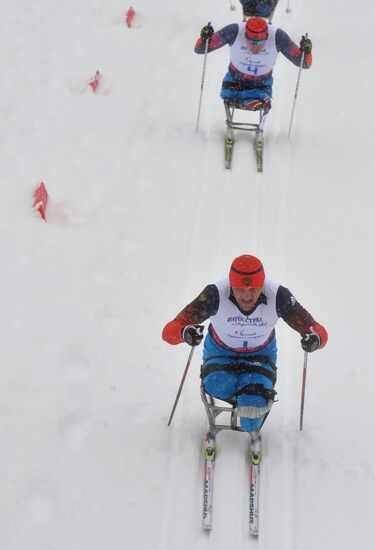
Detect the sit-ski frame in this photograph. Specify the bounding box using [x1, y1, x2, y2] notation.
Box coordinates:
[224, 100, 264, 135]
[200, 383, 242, 434]
[224, 100, 266, 171]
[200, 381, 273, 435]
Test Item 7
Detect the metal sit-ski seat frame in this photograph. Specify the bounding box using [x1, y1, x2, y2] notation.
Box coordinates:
[224, 100, 264, 135]
[224, 100, 267, 171]
[200, 383, 243, 434]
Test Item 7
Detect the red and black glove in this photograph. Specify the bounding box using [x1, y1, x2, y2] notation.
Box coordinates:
[300, 35, 312, 55]
[301, 324, 327, 353]
[182, 325, 204, 347]
[200, 24, 214, 42]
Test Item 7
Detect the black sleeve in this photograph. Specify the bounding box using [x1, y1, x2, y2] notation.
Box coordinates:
[276, 285, 297, 317]
[175, 284, 220, 325]
[194, 23, 239, 54]
[275, 28, 312, 69]
[276, 285, 316, 335]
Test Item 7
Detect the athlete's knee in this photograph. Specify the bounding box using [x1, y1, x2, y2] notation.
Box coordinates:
[203, 371, 236, 400]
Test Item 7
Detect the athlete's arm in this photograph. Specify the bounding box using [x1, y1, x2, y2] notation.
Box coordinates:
[275, 28, 312, 69]
[194, 24, 239, 54]
[162, 285, 220, 345]
[276, 286, 327, 348]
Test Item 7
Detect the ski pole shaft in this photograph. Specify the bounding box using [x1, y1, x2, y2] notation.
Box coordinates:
[167, 347, 195, 426]
[299, 351, 309, 430]
[287, 36, 307, 139]
[286, 0, 292, 13]
[229, 0, 236, 10]
[195, 24, 211, 133]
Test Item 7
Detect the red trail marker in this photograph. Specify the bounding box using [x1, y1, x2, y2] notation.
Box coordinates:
[33, 182, 48, 221]
[126, 6, 136, 28]
[89, 70, 101, 92]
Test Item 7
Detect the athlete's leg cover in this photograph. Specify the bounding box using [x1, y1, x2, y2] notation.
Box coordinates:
[240, 0, 276, 17]
[201, 333, 277, 432]
[203, 370, 237, 401]
[220, 73, 273, 108]
[236, 372, 274, 431]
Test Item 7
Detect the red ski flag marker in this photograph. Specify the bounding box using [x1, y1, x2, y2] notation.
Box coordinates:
[33, 182, 48, 221]
[126, 6, 136, 28]
[89, 70, 101, 92]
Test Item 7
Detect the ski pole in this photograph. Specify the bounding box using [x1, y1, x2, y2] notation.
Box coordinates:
[299, 351, 309, 430]
[287, 34, 307, 139]
[229, 0, 236, 10]
[195, 23, 211, 134]
[286, 0, 292, 13]
[167, 347, 195, 426]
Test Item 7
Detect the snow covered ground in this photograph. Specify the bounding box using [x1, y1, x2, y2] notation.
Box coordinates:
[1, 0, 374, 548]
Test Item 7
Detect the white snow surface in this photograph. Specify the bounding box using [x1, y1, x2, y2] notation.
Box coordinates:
[1, 0, 374, 548]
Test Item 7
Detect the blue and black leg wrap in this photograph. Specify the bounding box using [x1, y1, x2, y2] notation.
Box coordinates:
[201, 338, 277, 432]
[220, 73, 273, 109]
[201, 334, 277, 432]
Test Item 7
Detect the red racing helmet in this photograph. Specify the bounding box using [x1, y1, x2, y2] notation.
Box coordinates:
[245, 17, 269, 42]
[229, 254, 265, 288]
